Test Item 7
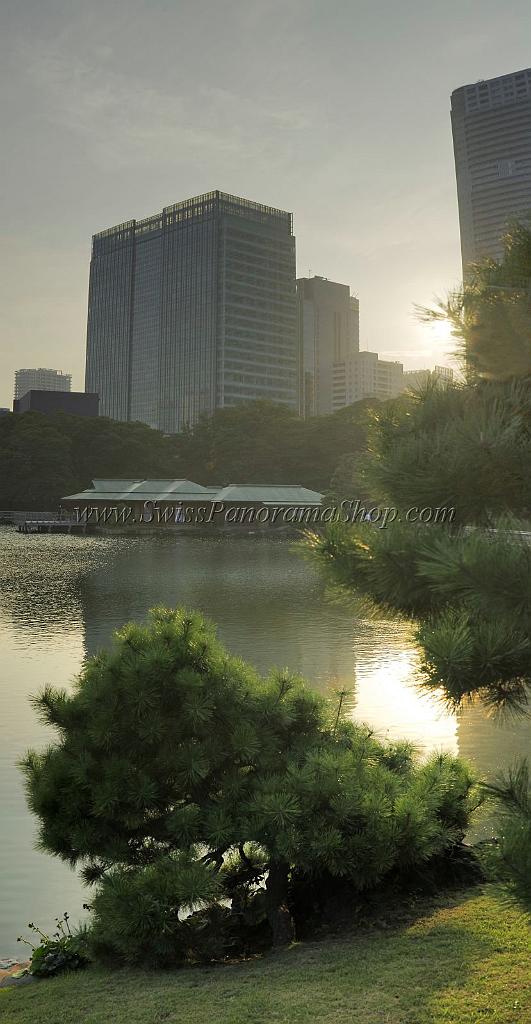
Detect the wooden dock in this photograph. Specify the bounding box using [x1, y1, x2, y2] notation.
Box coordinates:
[0, 509, 89, 534]
[17, 518, 88, 535]
[0, 510, 53, 525]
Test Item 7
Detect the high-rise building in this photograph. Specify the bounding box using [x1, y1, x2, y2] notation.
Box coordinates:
[85, 191, 298, 432]
[296, 276, 359, 416]
[451, 67, 531, 272]
[14, 368, 71, 401]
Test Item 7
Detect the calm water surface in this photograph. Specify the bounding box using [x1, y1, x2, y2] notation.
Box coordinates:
[1, 526, 529, 954]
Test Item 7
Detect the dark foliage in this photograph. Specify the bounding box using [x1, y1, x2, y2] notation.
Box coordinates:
[482, 761, 531, 909]
[0, 399, 375, 512]
[0, 413, 178, 511]
[290, 845, 485, 938]
[350, 377, 530, 525]
[174, 398, 376, 493]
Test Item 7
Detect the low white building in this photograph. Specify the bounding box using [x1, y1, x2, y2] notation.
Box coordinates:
[333, 351, 404, 409]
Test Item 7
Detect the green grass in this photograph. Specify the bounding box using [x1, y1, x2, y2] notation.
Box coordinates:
[1, 886, 529, 1024]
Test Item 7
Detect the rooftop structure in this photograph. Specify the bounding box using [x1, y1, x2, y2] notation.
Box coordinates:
[13, 390, 99, 417]
[63, 479, 323, 507]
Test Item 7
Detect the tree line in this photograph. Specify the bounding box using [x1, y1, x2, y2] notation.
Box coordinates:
[0, 398, 376, 511]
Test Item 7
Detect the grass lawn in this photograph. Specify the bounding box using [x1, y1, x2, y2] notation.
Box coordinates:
[0, 885, 529, 1024]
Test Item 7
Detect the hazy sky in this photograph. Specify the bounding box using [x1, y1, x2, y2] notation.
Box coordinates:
[1, 0, 530, 407]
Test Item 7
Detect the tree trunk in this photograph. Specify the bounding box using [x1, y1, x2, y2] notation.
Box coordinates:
[265, 860, 295, 946]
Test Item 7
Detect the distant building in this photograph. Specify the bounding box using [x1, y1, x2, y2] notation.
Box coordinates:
[61, 479, 324, 529]
[296, 276, 359, 416]
[451, 68, 531, 272]
[402, 368, 430, 390]
[14, 368, 72, 401]
[434, 364, 454, 386]
[13, 390, 99, 417]
[0, 408, 10, 416]
[85, 191, 298, 432]
[403, 365, 454, 392]
[334, 351, 403, 408]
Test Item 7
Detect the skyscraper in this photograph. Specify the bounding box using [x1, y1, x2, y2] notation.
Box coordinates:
[14, 368, 71, 401]
[85, 191, 298, 432]
[296, 276, 359, 416]
[451, 67, 531, 272]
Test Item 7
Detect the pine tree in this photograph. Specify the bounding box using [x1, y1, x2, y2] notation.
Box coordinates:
[21, 608, 478, 964]
[305, 223, 531, 712]
[306, 515, 530, 711]
[483, 760, 531, 908]
[304, 225, 531, 905]
[417, 217, 531, 380]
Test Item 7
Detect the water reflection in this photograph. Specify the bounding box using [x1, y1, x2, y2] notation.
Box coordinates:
[0, 527, 529, 954]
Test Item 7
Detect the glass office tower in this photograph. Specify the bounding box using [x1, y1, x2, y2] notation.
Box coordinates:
[451, 68, 531, 273]
[85, 191, 297, 432]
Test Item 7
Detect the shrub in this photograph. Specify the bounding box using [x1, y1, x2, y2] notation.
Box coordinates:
[21, 608, 480, 964]
[17, 914, 90, 977]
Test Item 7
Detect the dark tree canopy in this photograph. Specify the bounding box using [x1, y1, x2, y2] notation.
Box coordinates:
[352, 376, 530, 526]
[174, 398, 376, 493]
[0, 413, 178, 511]
[0, 399, 375, 511]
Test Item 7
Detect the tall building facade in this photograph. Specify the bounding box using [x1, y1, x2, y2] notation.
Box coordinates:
[296, 276, 359, 416]
[14, 368, 71, 401]
[85, 191, 298, 432]
[451, 67, 531, 272]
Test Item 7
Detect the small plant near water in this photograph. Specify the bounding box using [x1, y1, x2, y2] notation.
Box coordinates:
[17, 913, 89, 977]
